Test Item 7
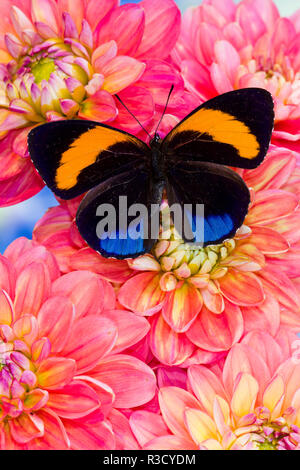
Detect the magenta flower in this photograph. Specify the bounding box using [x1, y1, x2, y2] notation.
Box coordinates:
[0, 238, 155, 449]
[172, 0, 300, 153]
[0, 0, 182, 206]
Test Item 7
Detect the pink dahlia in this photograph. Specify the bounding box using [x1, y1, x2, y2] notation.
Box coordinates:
[0, 0, 183, 206]
[0, 237, 155, 449]
[33, 145, 300, 366]
[131, 330, 300, 450]
[172, 0, 300, 153]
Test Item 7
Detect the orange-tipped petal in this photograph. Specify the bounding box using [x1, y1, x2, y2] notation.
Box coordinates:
[118, 272, 165, 315]
[150, 314, 195, 366]
[218, 270, 265, 306]
[102, 56, 146, 95]
[37, 357, 76, 390]
[162, 282, 203, 333]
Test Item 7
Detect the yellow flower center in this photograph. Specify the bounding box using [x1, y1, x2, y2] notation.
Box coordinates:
[31, 57, 56, 84]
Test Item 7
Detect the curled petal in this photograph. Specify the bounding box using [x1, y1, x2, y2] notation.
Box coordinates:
[217, 270, 265, 306]
[101, 56, 146, 95]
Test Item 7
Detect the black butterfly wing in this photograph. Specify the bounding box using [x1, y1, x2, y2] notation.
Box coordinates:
[28, 120, 151, 200]
[166, 161, 250, 246]
[76, 167, 163, 259]
[161, 88, 274, 169]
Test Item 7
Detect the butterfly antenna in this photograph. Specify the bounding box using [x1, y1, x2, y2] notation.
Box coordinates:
[155, 84, 174, 136]
[115, 94, 151, 138]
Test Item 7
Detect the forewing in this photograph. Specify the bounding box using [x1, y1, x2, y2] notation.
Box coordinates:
[28, 120, 150, 199]
[162, 88, 274, 169]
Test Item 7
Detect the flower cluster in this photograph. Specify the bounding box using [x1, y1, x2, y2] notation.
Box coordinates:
[0, 0, 300, 450]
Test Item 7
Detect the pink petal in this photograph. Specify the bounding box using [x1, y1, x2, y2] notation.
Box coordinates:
[237, 3, 266, 43]
[242, 292, 280, 337]
[14, 262, 51, 319]
[104, 309, 150, 354]
[0, 289, 14, 324]
[241, 331, 283, 377]
[186, 300, 243, 352]
[188, 365, 226, 416]
[61, 316, 118, 374]
[47, 380, 101, 419]
[136, 0, 180, 59]
[243, 148, 297, 192]
[245, 226, 289, 255]
[269, 210, 300, 246]
[258, 265, 300, 312]
[130, 411, 169, 448]
[210, 62, 233, 94]
[162, 282, 203, 333]
[214, 40, 240, 85]
[37, 357, 76, 390]
[37, 296, 75, 353]
[63, 418, 115, 450]
[246, 190, 298, 225]
[86, 0, 118, 32]
[158, 386, 201, 440]
[150, 314, 195, 366]
[0, 255, 16, 299]
[118, 272, 165, 316]
[31, 0, 60, 35]
[108, 409, 139, 450]
[101, 56, 146, 95]
[0, 161, 44, 207]
[217, 270, 265, 306]
[28, 409, 69, 450]
[90, 354, 156, 408]
[102, 280, 116, 311]
[79, 90, 117, 123]
[113, 85, 154, 133]
[9, 413, 44, 444]
[95, 4, 145, 56]
[70, 247, 133, 283]
[51, 271, 105, 319]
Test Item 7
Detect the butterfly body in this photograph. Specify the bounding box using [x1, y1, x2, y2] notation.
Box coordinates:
[28, 88, 274, 259]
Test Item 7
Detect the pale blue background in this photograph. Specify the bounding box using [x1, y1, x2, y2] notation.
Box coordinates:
[0, 0, 297, 252]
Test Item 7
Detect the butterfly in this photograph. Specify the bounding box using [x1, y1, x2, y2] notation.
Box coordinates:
[28, 87, 274, 260]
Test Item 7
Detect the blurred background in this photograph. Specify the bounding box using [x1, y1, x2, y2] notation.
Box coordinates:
[0, 0, 297, 252]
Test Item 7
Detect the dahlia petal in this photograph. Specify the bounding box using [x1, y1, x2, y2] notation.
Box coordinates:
[61, 316, 117, 374]
[92, 40, 117, 71]
[130, 411, 169, 448]
[104, 309, 150, 354]
[70, 247, 133, 283]
[241, 331, 283, 377]
[58, 0, 84, 32]
[86, 0, 118, 32]
[31, 0, 60, 35]
[201, 284, 225, 313]
[237, 3, 266, 42]
[10, 413, 44, 444]
[136, 0, 180, 59]
[0, 289, 14, 324]
[102, 280, 116, 310]
[218, 270, 265, 306]
[180, 59, 214, 101]
[222, 344, 271, 398]
[230, 372, 259, 417]
[37, 357, 76, 390]
[263, 375, 285, 413]
[118, 272, 165, 316]
[189, 366, 226, 416]
[158, 386, 201, 440]
[90, 354, 156, 408]
[185, 408, 218, 444]
[186, 301, 243, 352]
[23, 389, 49, 412]
[258, 265, 300, 312]
[210, 62, 233, 94]
[63, 419, 115, 450]
[242, 292, 280, 337]
[150, 314, 195, 366]
[108, 409, 139, 450]
[14, 262, 51, 318]
[0, 255, 16, 298]
[268, 247, 300, 279]
[246, 190, 298, 225]
[214, 40, 240, 85]
[47, 380, 100, 419]
[245, 226, 289, 255]
[28, 409, 69, 450]
[31, 337, 51, 363]
[243, 148, 297, 192]
[162, 282, 203, 333]
[0, 109, 28, 132]
[270, 211, 300, 246]
[51, 271, 105, 318]
[95, 4, 145, 56]
[144, 435, 197, 450]
[37, 296, 75, 352]
[13, 315, 38, 346]
[156, 366, 187, 389]
[101, 56, 146, 95]
[0, 161, 44, 207]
